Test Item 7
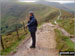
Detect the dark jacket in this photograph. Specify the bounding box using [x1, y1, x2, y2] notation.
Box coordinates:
[27, 16, 38, 32]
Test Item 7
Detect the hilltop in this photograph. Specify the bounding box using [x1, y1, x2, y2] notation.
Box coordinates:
[1, 2, 58, 34]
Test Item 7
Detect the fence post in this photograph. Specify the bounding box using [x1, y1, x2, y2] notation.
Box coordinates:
[23, 22, 26, 32]
[0, 35, 5, 50]
[23, 22, 27, 34]
[16, 25, 20, 40]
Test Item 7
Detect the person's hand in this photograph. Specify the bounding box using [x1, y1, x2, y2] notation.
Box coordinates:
[25, 24, 28, 28]
[26, 16, 30, 22]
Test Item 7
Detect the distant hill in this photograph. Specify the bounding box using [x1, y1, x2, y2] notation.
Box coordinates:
[1, 2, 58, 34]
[1, 1, 74, 34]
[37, 1, 75, 13]
[63, 3, 75, 12]
[63, 3, 75, 9]
[1, 2, 56, 26]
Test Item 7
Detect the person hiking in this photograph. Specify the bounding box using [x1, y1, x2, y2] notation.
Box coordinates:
[26, 11, 38, 48]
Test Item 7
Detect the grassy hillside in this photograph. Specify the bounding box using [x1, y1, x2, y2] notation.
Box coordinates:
[1, 2, 58, 34]
[0, 27, 28, 55]
[0, 2, 59, 55]
[55, 29, 75, 51]
[56, 10, 74, 35]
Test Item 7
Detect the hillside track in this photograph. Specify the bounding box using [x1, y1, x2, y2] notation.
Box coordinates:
[9, 23, 59, 56]
[55, 9, 75, 43]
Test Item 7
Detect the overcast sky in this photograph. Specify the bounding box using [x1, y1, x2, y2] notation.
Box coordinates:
[48, 0, 74, 1]
[20, 0, 75, 1]
[1, 0, 75, 3]
[19, 0, 75, 3]
[46, 0, 75, 3]
[19, 0, 75, 2]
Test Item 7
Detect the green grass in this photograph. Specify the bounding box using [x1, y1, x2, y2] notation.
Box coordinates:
[0, 27, 29, 55]
[0, 34, 26, 55]
[53, 9, 74, 35]
[54, 29, 75, 51]
[56, 18, 74, 35]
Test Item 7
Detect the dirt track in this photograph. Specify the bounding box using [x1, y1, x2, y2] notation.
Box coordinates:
[10, 23, 59, 56]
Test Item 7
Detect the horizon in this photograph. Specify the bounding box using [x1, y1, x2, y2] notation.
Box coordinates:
[19, 0, 75, 4]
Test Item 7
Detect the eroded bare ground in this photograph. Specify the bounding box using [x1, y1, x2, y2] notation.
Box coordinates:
[10, 23, 59, 56]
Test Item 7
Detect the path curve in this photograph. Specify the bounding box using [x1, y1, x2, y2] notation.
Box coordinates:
[54, 9, 61, 24]
[54, 9, 75, 43]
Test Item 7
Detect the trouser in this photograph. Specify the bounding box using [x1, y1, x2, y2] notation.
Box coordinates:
[30, 31, 36, 47]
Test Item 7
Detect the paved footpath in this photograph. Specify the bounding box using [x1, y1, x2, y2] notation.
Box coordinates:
[10, 23, 59, 56]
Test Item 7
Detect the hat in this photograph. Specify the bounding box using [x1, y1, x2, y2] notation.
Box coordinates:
[29, 11, 33, 14]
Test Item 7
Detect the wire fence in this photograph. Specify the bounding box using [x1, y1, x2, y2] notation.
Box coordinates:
[0, 21, 28, 50]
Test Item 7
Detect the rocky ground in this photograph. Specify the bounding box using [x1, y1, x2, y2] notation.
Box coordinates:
[10, 23, 59, 56]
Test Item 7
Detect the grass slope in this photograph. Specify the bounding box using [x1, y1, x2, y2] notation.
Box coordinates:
[57, 10, 74, 35]
[0, 27, 28, 55]
[1, 2, 58, 34]
[55, 29, 75, 51]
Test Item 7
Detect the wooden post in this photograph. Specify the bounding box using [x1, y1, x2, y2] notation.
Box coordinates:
[0, 35, 5, 50]
[23, 22, 27, 34]
[16, 26, 20, 40]
[23, 22, 26, 32]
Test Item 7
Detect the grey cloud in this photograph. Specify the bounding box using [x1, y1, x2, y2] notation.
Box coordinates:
[46, 0, 74, 1]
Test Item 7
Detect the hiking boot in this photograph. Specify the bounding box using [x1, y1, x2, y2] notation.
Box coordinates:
[30, 46, 36, 48]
